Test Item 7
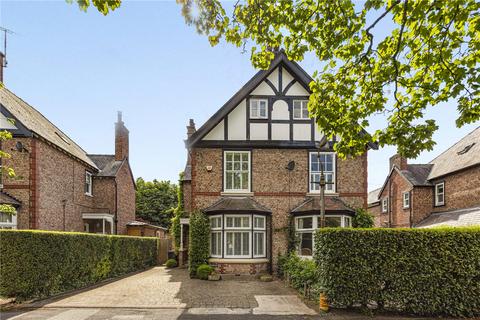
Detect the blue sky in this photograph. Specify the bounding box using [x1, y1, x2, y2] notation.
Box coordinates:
[1, 1, 478, 191]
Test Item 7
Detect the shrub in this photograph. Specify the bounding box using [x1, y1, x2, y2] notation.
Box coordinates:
[165, 259, 177, 268]
[352, 208, 374, 228]
[171, 172, 184, 254]
[277, 252, 320, 299]
[314, 227, 480, 317]
[0, 230, 157, 300]
[196, 264, 214, 280]
[188, 211, 210, 277]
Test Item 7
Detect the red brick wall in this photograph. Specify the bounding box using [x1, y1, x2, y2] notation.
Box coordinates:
[2, 136, 135, 233]
[411, 187, 434, 225]
[2, 137, 33, 229]
[378, 170, 413, 228]
[431, 165, 480, 213]
[188, 147, 368, 270]
[115, 161, 136, 235]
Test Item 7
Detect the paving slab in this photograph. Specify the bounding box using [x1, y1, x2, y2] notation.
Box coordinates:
[253, 295, 317, 315]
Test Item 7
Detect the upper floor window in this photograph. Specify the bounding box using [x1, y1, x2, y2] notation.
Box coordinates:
[224, 151, 250, 192]
[435, 182, 445, 206]
[293, 100, 309, 119]
[250, 99, 268, 119]
[309, 152, 335, 193]
[85, 171, 93, 196]
[402, 191, 410, 209]
[382, 197, 388, 213]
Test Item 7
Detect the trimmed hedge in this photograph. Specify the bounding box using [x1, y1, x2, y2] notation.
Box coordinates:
[0, 230, 157, 299]
[188, 211, 210, 277]
[314, 227, 480, 317]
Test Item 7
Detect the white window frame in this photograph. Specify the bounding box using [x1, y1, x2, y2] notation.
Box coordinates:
[382, 197, 388, 213]
[309, 152, 336, 193]
[435, 182, 445, 206]
[249, 99, 268, 119]
[224, 214, 251, 258]
[293, 100, 309, 119]
[402, 191, 410, 209]
[0, 212, 17, 229]
[224, 151, 251, 193]
[210, 215, 222, 258]
[85, 171, 93, 196]
[253, 215, 266, 258]
[294, 215, 351, 257]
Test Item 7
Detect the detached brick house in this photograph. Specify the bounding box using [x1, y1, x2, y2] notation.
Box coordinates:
[181, 51, 377, 274]
[369, 127, 480, 228]
[0, 87, 135, 234]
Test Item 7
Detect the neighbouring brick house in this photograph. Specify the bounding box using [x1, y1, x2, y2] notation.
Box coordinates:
[0, 86, 136, 234]
[369, 127, 480, 228]
[181, 51, 377, 274]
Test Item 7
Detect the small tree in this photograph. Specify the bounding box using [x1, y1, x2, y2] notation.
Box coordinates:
[188, 211, 210, 278]
[353, 208, 375, 228]
[171, 172, 185, 254]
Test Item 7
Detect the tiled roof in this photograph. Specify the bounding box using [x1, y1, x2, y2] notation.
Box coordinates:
[401, 164, 433, 186]
[291, 197, 355, 214]
[203, 197, 271, 214]
[88, 154, 123, 177]
[0, 191, 21, 207]
[416, 207, 480, 228]
[428, 126, 480, 180]
[0, 87, 98, 169]
[368, 188, 381, 205]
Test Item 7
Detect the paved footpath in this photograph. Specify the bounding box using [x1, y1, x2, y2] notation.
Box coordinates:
[0, 267, 445, 320]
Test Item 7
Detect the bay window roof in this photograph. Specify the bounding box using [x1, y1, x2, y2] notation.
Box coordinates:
[291, 197, 355, 216]
[203, 197, 271, 215]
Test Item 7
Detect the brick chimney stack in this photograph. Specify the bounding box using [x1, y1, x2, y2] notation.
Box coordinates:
[390, 154, 407, 171]
[115, 111, 129, 161]
[187, 119, 196, 138]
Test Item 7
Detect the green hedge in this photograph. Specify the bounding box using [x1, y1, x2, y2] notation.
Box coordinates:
[188, 211, 210, 277]
[314, 228, 480, 317]
[0, 230, 157, 299]
[277, 252, 320, 299]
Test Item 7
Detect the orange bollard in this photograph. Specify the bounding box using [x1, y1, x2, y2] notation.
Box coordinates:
[319, 292, 329, 312]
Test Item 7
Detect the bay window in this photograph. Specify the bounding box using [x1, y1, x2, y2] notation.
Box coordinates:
[224, 151, 250, 192]
[309, 152, 335, 193]
[209, 213, 267, 259]
[295, 215, 352, 257]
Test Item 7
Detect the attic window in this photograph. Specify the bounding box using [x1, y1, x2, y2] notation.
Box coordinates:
[457, 143, 475, 155]
[55, 132, 70, 145]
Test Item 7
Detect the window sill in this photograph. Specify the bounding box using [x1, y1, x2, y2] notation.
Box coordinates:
[209, 258, 268, 264]
[220, 192, 254, 197]
[306, 192, 339, 197]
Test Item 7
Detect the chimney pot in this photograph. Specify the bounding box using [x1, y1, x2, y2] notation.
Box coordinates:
[187, 119, 196, 138]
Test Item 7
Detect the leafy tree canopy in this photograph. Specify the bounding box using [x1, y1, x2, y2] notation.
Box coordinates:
[68, 0, 121, 15]
[176, 0, 479, 159]
[135, 178, 178, 228]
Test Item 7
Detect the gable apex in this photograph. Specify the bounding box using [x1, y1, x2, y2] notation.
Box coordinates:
[187, 51, 313, 147]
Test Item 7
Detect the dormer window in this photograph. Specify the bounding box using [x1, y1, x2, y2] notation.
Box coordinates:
[250, 99, 268, 119]
[293, 100, 309, 119]
[85, 171, 93, 196]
